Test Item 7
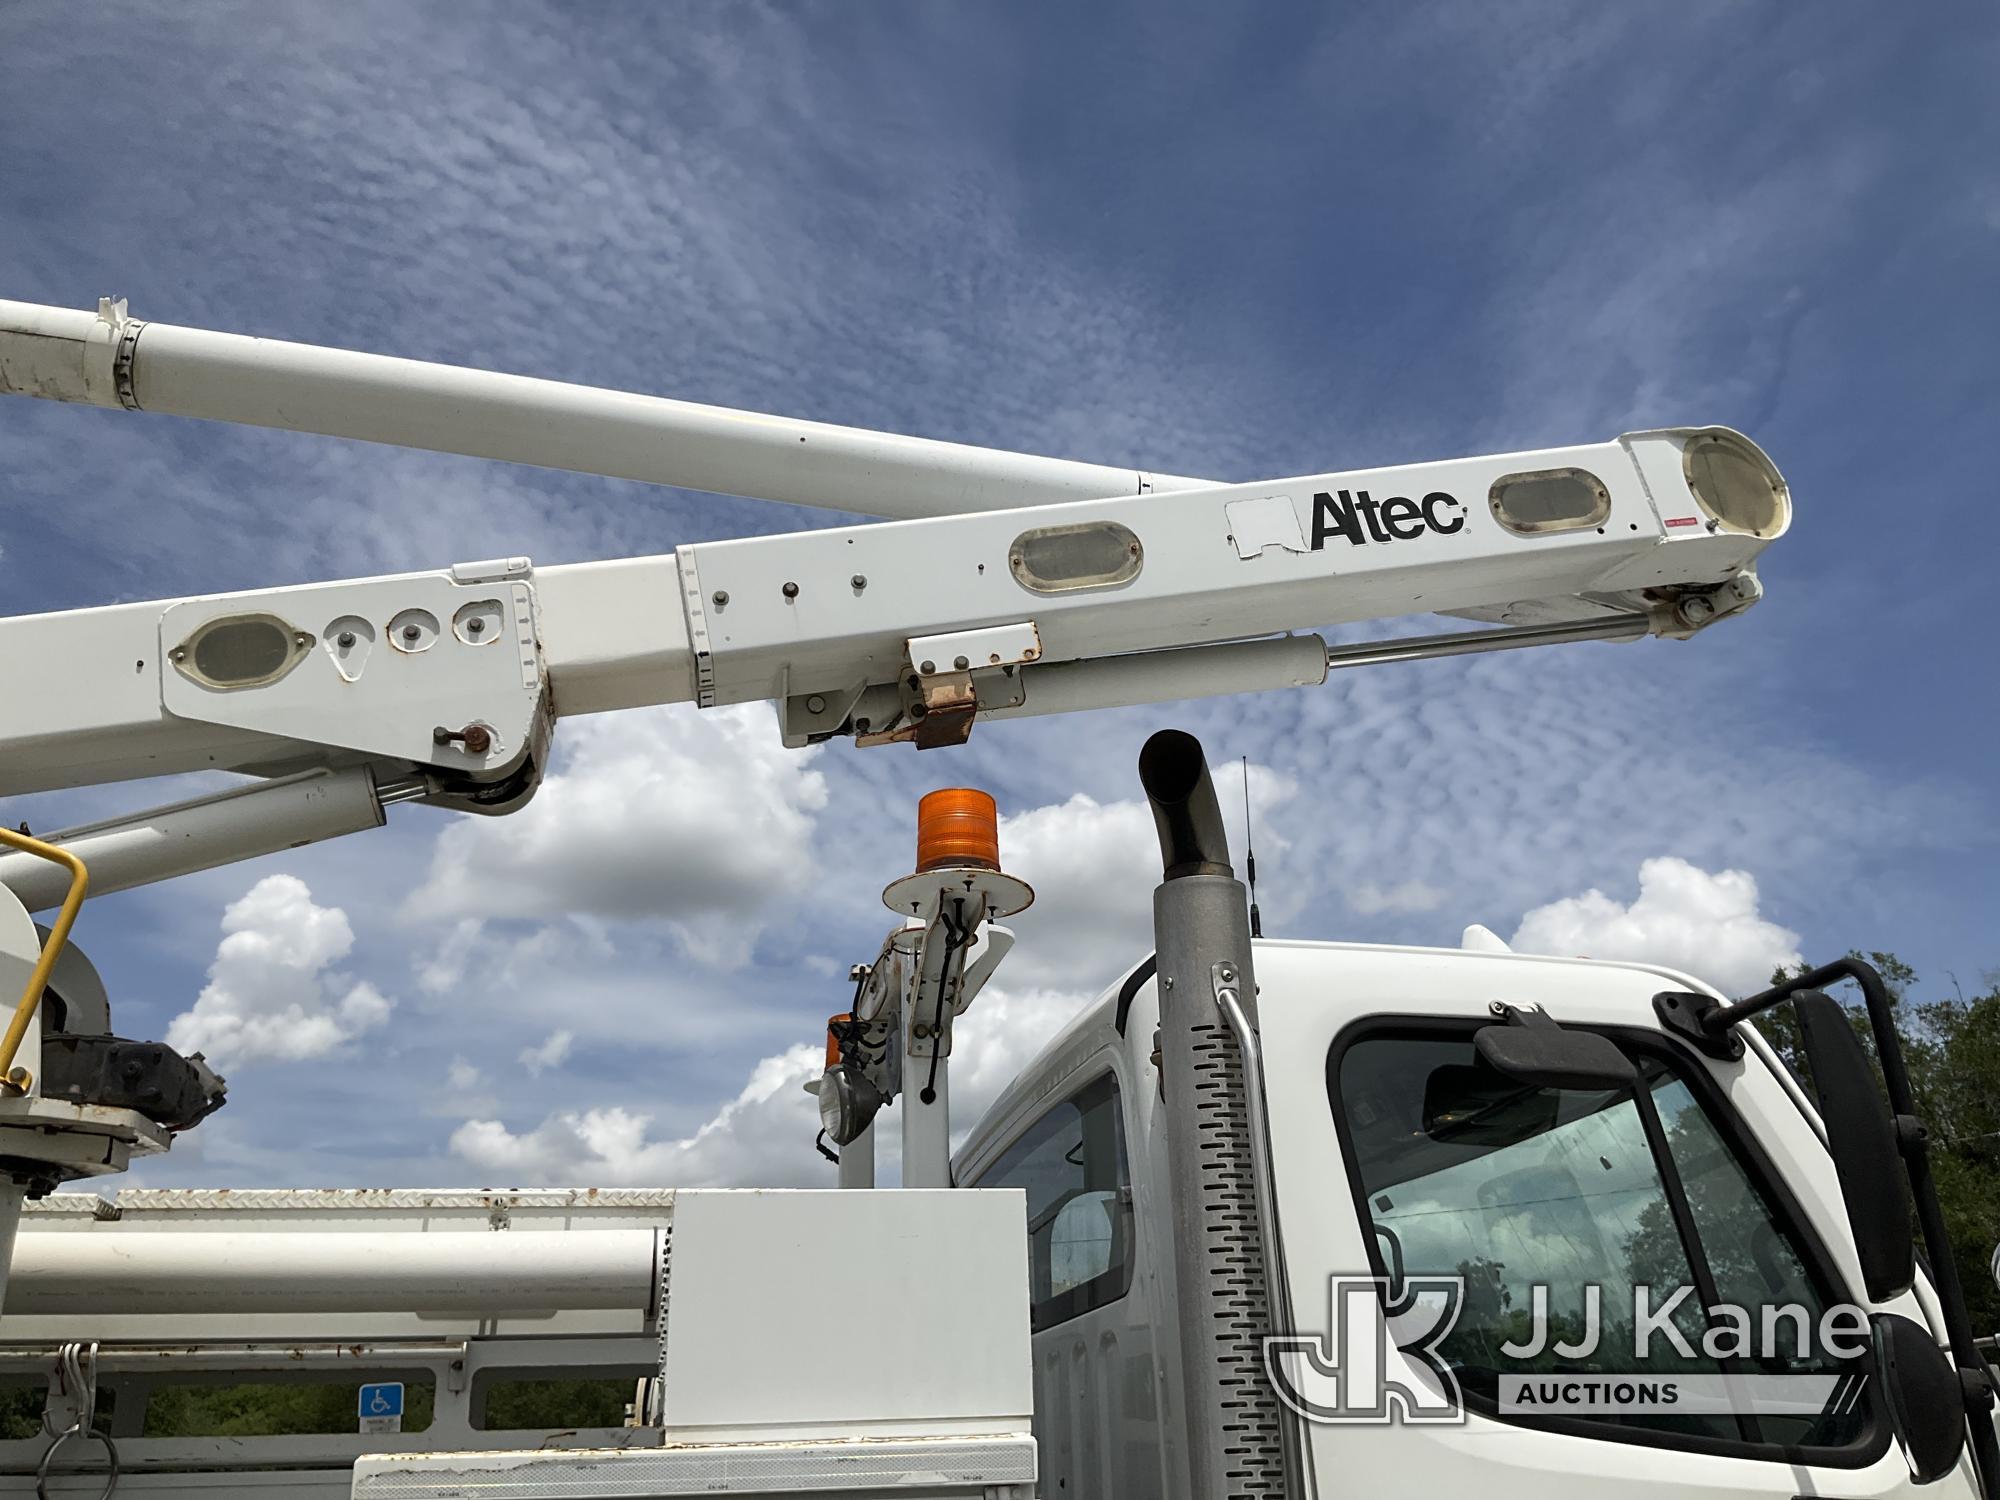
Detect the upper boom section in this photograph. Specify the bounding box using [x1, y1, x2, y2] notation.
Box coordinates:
[0, 298, 1201, 519]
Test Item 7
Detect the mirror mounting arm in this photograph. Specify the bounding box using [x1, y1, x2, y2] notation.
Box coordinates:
[1654, 989, 1746, 1059]
[1656, 958, 2000, 1499]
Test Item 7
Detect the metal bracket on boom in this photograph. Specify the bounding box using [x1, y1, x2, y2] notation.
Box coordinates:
[909, 670, 977, 749]
[854, 623, 1044, 749]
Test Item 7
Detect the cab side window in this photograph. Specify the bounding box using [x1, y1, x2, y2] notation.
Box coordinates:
[1329, 1027, 1870, 1458]
[974, 1073, 1134, 1330]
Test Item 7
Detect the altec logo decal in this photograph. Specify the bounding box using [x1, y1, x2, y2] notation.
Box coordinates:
[1310, 489, 1464, 549]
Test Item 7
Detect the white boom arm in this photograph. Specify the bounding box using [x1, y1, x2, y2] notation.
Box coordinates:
[0, 298, 1791, 907]
[0, 298, 1203, 519]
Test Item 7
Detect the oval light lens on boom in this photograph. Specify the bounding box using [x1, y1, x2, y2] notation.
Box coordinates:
[1682, 428, 1791, 539]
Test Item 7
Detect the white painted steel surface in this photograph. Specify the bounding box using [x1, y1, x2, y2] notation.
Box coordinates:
[4, 1186, 670, 1343]
[977, 632, 1330, 727]
[0, 298, 1199, 520]
[0, 1189, 1035, 1496]
[0, 1190, 673, 1494]
[3, 1227, 659, 1315]
[0, 564, 549, 797]
[350, 1435, 1038, 1498]
[955, 963, 1188, 1500]
[660, 1190, 1032, 1445]
[954, 941, 1978, 1500]
[0, 884, 40, 1098]
[0, 1183, 21, 1329]
[683, 431, 1762, 709]
[1246, 941, 1956, 1500]
[0, 768, 384, 912]
[0, 428, 1774, 797]
[28, 1185, 680, 1224]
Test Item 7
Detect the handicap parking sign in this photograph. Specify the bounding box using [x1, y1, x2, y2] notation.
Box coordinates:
[358, 1381, 404, 1435]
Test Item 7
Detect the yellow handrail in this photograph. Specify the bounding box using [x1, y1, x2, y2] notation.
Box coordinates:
[0, 827, 88, 1093]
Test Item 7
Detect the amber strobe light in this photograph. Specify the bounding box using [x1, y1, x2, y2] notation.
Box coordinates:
[916, 788, 1001, 872]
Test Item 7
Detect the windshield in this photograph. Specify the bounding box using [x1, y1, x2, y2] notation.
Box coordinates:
[1330, 1026, 1870, 1455]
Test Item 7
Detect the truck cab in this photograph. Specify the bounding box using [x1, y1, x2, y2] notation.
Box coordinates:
[958, 938, 1985, 1500]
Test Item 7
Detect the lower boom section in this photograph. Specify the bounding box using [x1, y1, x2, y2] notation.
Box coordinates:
[0, 427, 1783, 797]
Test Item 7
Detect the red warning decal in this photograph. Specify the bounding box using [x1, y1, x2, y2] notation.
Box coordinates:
[1664, 517, 1701, 528]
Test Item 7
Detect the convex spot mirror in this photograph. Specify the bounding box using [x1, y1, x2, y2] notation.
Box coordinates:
[1795, 990, 1916, 1302]
[1873, 1312, 1967, 1484]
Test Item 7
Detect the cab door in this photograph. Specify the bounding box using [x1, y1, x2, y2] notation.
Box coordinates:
[967, 1066, 1168, 1497]
[1251, 941, 1973, 1500]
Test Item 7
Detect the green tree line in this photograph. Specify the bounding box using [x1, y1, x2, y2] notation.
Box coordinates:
[0, 1373, 630, 1442]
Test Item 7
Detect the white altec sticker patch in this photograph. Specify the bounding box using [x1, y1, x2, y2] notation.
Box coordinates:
[1225, 494, 1310, 559]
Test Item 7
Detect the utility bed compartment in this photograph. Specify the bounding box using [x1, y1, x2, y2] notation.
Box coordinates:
[349, 1190, 1037, 1497]
[0, 1188, 1035, 1499]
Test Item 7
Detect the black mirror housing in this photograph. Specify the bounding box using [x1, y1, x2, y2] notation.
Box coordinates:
[1875, 1312, 1969, 1484]
[1796, 990, 1916, 1302]
[1474, 1009, 1635, 1092]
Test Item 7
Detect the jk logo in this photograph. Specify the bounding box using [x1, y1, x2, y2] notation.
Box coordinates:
[1310, 489, 1464, 548]
[1264, 1275, 1467, 1425]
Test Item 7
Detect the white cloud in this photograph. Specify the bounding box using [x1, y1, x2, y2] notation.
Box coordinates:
[416, 919, 485, 997]
[1347, 878, 1446, 916]
[447, 982, 1101, 1191]
[950, 985, 1100, 1132]
[1509, 856, 1802, 996]
[409, 704, 827, 967]
[443, 854, 1797, 1190]
[450, 1042, 827, 1188]
[518, 1029, 575, 1076]
[993, 793, 1155, 988]
[166, 875, 393, 1069]
[996, 761, 1294, 990]
[429, 756, 1281, 1191]
[423, 1053, 497, 1121]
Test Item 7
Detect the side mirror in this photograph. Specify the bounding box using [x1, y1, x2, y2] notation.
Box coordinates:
[1795, 991, 1915, 1302]
[1874, 1312, 1968, 1484]
[1474, 1010, 1634, 1092]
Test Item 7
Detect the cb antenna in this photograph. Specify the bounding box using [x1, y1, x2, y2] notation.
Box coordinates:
[1241, 754, 1262, 938]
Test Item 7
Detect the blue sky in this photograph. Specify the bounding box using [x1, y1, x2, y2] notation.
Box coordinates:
[1, 3, 1993, 1188]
